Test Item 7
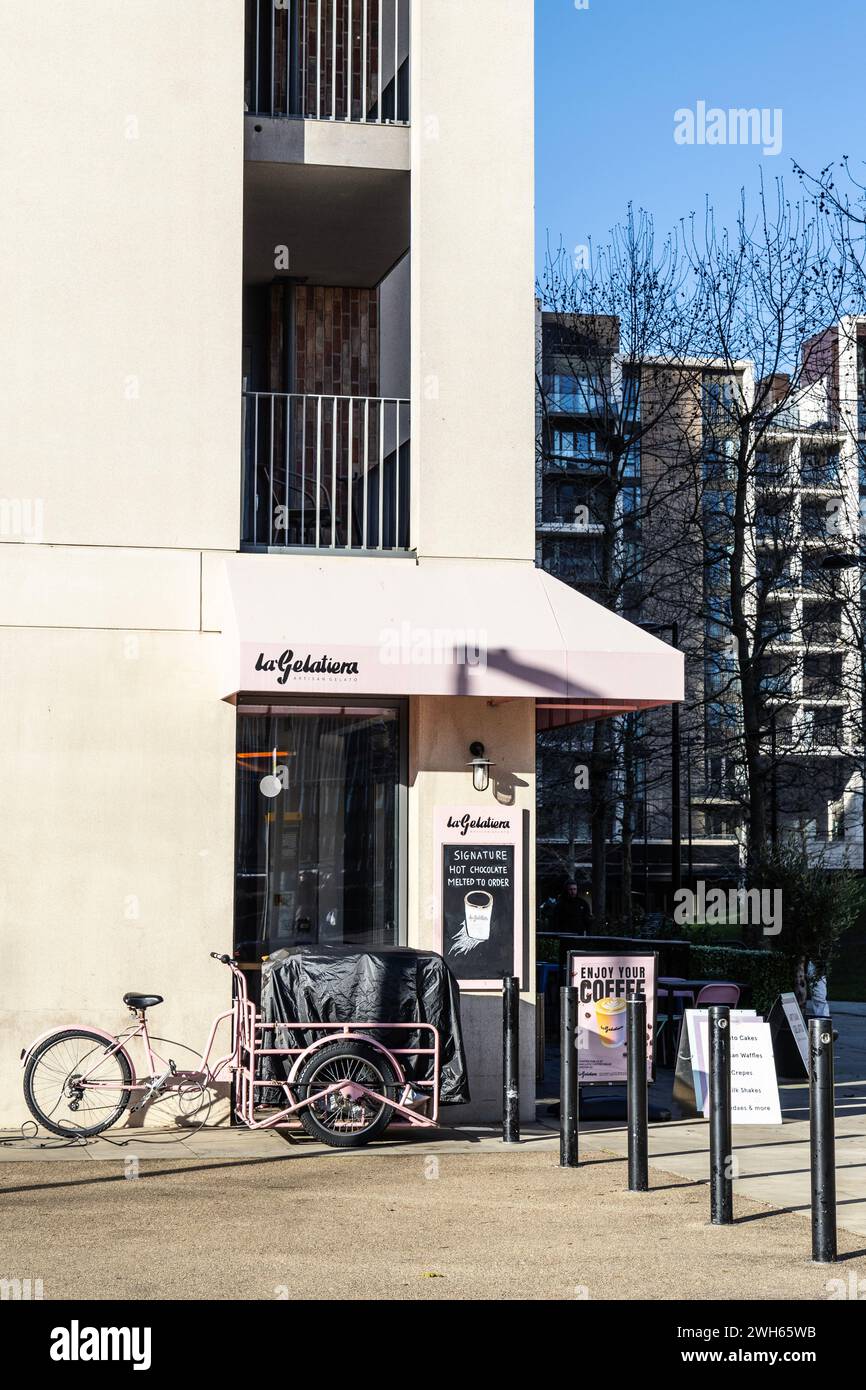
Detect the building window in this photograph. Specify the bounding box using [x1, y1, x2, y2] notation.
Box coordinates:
[541, 537, 602, 589]
[803, 706, 844, 749]
[704, 809, 737, 839]
[702, 375, 736, 427]
[549, 427, 606, 461]
[542, 477, 607, 526]
[543, 374, 606, 415]
[801, 450, 839, 488]
[234, 701, 404, 960]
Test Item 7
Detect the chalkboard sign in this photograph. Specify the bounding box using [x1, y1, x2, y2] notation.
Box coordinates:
[434, 807, 523, 989]
[441, 841, 515, 983]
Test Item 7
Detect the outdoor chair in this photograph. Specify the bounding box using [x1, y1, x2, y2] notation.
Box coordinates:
[694, 983, 741, 1008]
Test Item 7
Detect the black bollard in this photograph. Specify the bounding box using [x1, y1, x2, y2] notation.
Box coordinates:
[502, 974, 520, 1144]
[626, 996, 648, 1191]
[560, 985, 579, 1167]
[708, 1004, 733, 1225]
[809, 1016, 837, 1263]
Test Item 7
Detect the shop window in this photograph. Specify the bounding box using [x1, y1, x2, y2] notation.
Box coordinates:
[234, 702, 404, 960]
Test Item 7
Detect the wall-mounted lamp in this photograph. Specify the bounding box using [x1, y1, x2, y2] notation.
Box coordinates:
[467, 741, 495, 794]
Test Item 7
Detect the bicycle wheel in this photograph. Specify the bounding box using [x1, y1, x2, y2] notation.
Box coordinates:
[24, 1029, 133, 1138]
[294, 1040, 399, 1148]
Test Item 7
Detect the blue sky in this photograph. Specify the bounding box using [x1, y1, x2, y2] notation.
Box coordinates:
[535, 0, 866, 275]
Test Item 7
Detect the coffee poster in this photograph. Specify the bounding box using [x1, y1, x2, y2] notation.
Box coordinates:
[568, 951, 657, 1082]
[434, 807, 523, 989]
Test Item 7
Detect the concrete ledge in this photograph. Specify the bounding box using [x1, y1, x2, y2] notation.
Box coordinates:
[245, 114, 410, 171]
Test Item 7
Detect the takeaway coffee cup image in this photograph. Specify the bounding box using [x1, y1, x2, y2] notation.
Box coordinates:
[595, 995, 627, 1047]
[464, 890, 494, 941]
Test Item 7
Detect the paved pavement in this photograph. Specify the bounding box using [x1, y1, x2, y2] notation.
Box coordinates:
[2, 1147, 866, 1301]
[2, 1005, 864, 1254]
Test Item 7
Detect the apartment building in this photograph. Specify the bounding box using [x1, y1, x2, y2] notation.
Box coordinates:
[536, 311, 866, 909]
[0, 4, 681, 1127]
[748, 316, 866, 862]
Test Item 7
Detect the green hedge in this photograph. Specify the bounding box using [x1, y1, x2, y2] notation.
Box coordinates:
[535, 936, 796, 1013]
[689, 945, 794, 1015]
[536, 936, 560, 965]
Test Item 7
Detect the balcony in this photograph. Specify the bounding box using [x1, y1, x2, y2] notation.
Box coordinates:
[756, 405, 800, 433]
[800, 559, 841, 596]
[540, 537, 602, 589]
[242, 391, 410, 551]
[800, 453, 841, 489]
[802, 718, 845, 752]
[245, 0, 410, 124]
[542, 376, 608, 418]
[544, 427, 614, 482]
[755, 512, 791, 545]
[802, 605, 842, 647]
[757, 672, 793, 701]
[754, 453, 792, 489]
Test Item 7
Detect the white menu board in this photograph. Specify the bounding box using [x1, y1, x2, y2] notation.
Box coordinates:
[686, 1011, 782, 1125]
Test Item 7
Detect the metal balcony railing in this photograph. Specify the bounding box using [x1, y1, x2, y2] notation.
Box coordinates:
[246, 0, 410, 123]
[242, 391, 411, 551]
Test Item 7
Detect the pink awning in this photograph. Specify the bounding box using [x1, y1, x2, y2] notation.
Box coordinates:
[219, 555, 683, 713]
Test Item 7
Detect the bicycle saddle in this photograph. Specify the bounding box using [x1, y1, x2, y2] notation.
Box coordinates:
[123, 993, 164, 1011]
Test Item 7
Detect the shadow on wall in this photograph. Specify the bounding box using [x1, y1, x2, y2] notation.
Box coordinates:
[493, 769, 529, 807]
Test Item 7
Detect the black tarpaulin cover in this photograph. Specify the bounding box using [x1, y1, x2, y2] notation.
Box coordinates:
[258, 945, 470, 1105]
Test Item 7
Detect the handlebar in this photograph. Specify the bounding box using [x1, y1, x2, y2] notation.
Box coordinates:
[210, 952, 232, 964]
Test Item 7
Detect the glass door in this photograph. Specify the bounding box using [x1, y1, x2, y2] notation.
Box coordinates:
[234, 701, 404, 961]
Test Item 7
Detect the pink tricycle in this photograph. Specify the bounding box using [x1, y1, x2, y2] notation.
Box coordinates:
[22, 953, 442, 1148]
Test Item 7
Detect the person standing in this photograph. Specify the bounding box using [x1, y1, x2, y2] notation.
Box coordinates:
[552, 878, 592, 935]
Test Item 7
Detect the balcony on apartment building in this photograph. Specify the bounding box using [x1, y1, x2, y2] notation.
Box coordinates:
[539, 536, 604, 600]
[542, 374, 612, 420]
[801, 554, 843, 597]
[538, 477, 607, 535]
[754, 505, 791, 546]
[241, 1, 411, 554]
[756, 550, 794, 594]
[801, 499, 842, 544]
[803, 653, 843, 699]
[241, 282, 410, 552]
[246, 0, 409, 124]
[757, 666, 794, 702]
[545, 425, 609, 471]
[802, 600, 843, 649]
[756, 599, 796, 647]
[756, 403, 800, 435]
[754, 447, 793, 490]
[801, 705, 847, 752]
[244, 0, 411, 173]
[243, 389, 409, 551]
[800, 449, 841, 490]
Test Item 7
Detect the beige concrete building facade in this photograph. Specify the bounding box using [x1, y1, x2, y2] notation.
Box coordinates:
[0, 1, 539, 1127]
[1, 3, 682, 1134]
